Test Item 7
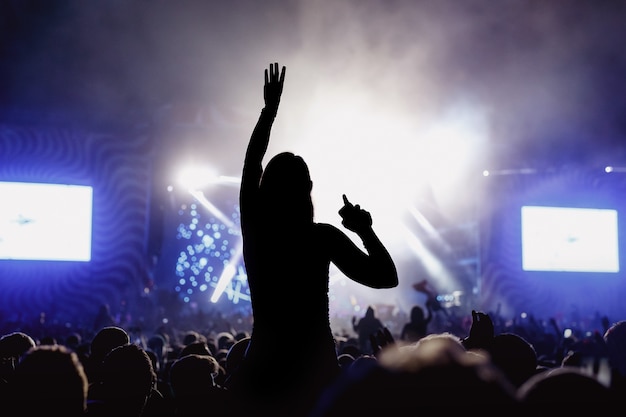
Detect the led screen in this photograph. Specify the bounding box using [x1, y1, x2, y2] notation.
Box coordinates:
[521, 205, 619, 273]
[0, 181, 93, 261]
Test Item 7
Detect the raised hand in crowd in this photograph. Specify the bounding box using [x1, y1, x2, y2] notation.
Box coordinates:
[462, 309, 494, 350]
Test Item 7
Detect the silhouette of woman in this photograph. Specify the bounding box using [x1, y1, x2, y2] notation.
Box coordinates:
[228, 62, 398, 416]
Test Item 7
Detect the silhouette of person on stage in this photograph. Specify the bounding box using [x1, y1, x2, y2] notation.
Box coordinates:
[352, 305, 385, 354]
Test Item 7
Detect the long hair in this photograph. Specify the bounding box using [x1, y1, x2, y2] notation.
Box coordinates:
[259, 152, 314, 229]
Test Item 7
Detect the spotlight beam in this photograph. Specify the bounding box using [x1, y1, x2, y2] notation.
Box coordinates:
[188, 189, 236, 229]
[403, 226, 456, 291]
[408, 206, 453, 254]
[210, 242, 244, 303]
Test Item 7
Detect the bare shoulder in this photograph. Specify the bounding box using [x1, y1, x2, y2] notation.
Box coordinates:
[314, 222, 351, 245]
[314, 222, 342, 235]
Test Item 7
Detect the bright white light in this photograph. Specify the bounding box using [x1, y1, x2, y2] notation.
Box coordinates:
[177, 165, 218, 190]
[218, 175, 242, 185]
[280, 92, 488, 259]
[211, 263, 237, 303]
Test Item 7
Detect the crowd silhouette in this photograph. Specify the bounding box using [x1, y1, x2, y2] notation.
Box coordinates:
[2, 303, 622, 416]
[1, 63, 624, 415]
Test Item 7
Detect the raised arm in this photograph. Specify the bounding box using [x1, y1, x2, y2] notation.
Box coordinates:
[240, 63, 286, 227]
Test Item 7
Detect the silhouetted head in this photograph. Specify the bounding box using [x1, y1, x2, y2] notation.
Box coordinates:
[182, 330, 203, 346]
[604, 320, 626, 378]
[179, 341, 211, 358]
[0, 331, 36, 361]
[517, 367, 615, 412]
[413, 332, 464, 353]
[216, 331, 236, 351]
[312, 334, 519, 416]
[410, 305, 425, 323]
[90, 326, 130, 365]
[488, 332, 538, 388]
[260, 152, 313, 225]
[365, 306, 376, 318]
[225, 337, 250, 375]
[65, 332, 83, 350]
[13, 344, 88, 417]
[169, 353, 220, 398]
[99, 343, 156, 416]
[146, 334, 167, 361]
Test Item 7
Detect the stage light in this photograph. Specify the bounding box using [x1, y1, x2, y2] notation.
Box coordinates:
[177, 165, 218, 190]
[217, 175, 241, 185]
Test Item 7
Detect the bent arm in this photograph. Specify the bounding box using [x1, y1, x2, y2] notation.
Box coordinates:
[326, 224, 398, 289]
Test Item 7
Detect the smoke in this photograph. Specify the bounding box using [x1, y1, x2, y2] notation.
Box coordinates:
[2, 0, 626, 310]
[2, 0, 624, 162]
[2, 0, 625, 209]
